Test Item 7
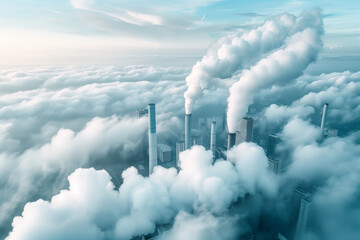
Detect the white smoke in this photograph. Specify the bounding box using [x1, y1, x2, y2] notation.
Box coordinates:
[6, 144, 277, 240]
[184, 9, 324, 114]
[158, 211, 240, 240]
[227, 9, 323, 132]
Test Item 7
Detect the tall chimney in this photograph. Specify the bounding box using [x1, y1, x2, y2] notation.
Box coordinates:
[320, 103, 329, 137]
[210, 121, 216, 157]
[148, 103, 157, 175]
[185, 114, 192, 149]
[227, 133, 236, 151]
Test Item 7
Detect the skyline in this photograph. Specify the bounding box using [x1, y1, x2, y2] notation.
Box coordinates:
[1, 0, 360, 67]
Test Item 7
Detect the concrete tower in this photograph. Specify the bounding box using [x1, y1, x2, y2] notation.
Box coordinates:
[148, 103, 157, 175]
[235, 117, 254, 145]
[320, 103, 329, 137]
[185, 114, 192, 149]
[210, 121, 216, 157]
[227, 133, 236, 151]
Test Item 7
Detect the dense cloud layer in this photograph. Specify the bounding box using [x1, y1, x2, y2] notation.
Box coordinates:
[6, 144, 276, 240]
[263, 71, 360, 133]
[0, 66, 187, 236]
[1, 9, 359, 240]
[0, 64, 232, 237]
[0, 116, 147, 230]
[277, 118, 360, 240]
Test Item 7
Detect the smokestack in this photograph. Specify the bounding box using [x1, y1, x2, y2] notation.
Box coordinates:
[148, 103, 157, 175]
[185, 114, 192, 149]
[210, 121, 216, 157]
[320, 103, 329, 137]
[227, 133, 236, 151]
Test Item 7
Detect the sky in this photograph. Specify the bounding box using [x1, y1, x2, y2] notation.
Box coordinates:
[0, 0, 360, 66]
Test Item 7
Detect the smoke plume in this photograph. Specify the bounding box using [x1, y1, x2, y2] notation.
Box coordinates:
[184, 9, 323, 114]
[227, 9, 323, 132]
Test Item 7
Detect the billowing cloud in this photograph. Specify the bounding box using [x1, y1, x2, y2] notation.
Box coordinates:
[260, 71, 360, 132]
[227, 9, 323, 132]
[159, 211, 240, 240]
[184, 11, 310, 114]
[0, 8, 359, 240]
[1, 65, 228, 237]
[0, 116, 147, 232]
[6, 144, 277, 240]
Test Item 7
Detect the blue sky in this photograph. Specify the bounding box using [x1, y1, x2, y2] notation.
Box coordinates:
[0, 0, 359, 66]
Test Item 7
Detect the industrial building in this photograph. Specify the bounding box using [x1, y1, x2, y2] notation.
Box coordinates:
[235, 117, 254, 144]
[157, 144, 172, 163]
[138, 102, 332, 240]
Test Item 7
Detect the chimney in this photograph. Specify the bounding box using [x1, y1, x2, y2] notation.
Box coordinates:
[185, 114, 192, 149]
[227, 133, 236, 151]
[320, 103, 329, 137]
[148, 103, 157, 175]
[210, 121, 216, 158]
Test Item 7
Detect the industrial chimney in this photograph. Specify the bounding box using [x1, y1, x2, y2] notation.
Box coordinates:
[320, 103, 329, 137]
[185, 114, 192, 149]
[148, 103, 157, 175]
[210, 121, 216, 158]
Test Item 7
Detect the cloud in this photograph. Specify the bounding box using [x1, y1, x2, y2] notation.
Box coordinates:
[0, 116, 147, 231]
[6, 144, 278, 239]
[0, 65, 230, 237]
[70, 0, 94, 10]
[276, 118, 360, 240]
[264, 104, 315, 124]
[1, 9, 359, 240]
[259, 71, 360, 132]
[159, 211, 240, 240]
[71, 0, 163, 26]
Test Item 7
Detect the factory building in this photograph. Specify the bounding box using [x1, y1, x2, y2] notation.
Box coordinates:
[266, 134, 284, 174]
[140, 106, 330, 240]
[294, 195, 313, 240]
[157, 144, 172, 163]
[235, 117, 254, 144]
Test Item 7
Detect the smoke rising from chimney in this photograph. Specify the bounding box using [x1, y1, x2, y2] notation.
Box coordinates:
[184, 10, 324, 114]
[227, 10, 323, 132]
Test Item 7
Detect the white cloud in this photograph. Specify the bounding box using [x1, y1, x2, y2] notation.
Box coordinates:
[6, 143, 278, 239]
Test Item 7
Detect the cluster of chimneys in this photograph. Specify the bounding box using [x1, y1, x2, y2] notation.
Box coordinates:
[147, 105, 218, 175]
[147, 103, 329, 175]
